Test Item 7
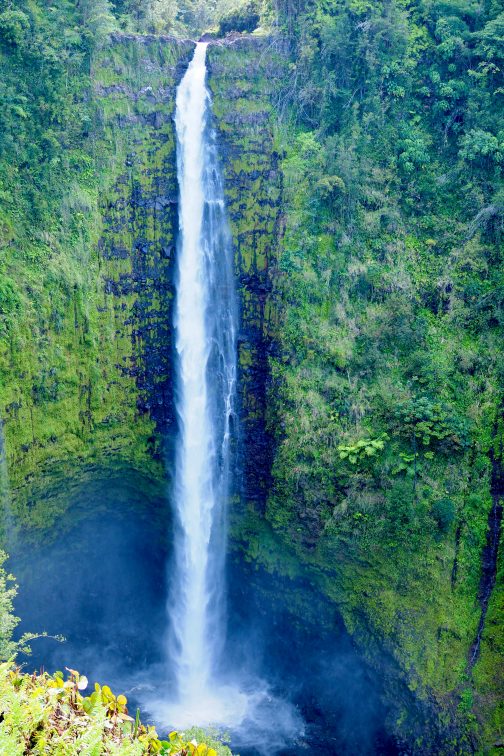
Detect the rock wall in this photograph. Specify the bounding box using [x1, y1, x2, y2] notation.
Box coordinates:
[95, 34, 194, 438]
[207, 38, 286, 511]
[207, 36, 502, 755]
[0, 34, 193, 533]
[0, 31, 286, 538]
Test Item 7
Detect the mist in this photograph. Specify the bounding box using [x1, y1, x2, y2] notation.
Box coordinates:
[9, 471, 398, 755]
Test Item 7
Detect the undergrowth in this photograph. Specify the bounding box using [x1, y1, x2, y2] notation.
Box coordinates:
[0, 663, 232, 755]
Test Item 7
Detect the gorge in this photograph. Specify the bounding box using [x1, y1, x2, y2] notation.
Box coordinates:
[0, 1, 503, 754]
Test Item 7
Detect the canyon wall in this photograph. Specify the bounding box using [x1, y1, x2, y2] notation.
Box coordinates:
[0, 32, 500, 753]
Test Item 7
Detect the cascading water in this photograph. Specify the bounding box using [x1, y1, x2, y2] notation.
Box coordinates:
[147, 43, 303, 749]
[163, 41, 241, 725]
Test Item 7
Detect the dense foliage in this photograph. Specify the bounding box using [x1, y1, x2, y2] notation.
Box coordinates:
[268, 0, 503, 541]
[0, 0, 94, 339]
[218, 1, 261, 35]
[260, 0, 503, 747]
[106, 0, 261, 35]
[0, 663, 231, 755]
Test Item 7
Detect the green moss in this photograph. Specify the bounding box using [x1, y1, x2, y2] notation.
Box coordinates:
[0, 33, 193, 532]
[209, 22, 503, 754]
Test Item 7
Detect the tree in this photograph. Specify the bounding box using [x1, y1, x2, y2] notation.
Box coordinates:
[144, 0, 179, 32]
[0, 10, 29, 47]
[0, 550, 42, 661]
[80, 0, 116, 47]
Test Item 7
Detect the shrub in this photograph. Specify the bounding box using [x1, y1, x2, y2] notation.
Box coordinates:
[459, 128, 503, 164]
[338, 434, 389, 465]
[218, 1, 260, 36]
[431, 497, 456, 533]
[0, 664, 231, 754]
[0, 11, 29, 47]
[394, 398, 472, 452]
[0, 550, 45, 661]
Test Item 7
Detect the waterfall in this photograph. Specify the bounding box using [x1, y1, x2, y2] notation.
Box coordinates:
[167, 41, 238, 719]
[147, 44, 302, 748]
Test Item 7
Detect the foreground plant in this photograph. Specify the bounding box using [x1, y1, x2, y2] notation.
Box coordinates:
[0, 550, 55, 662]
[0, 663, 231, 755]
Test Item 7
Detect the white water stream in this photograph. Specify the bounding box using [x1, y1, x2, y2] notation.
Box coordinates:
[164, 41, 243, 726]
[147, 44, 303, 747]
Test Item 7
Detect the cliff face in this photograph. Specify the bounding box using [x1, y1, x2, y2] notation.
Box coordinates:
[0, 29, 501, 754]
[95, 34, 192, 438]
[207, 38, 286, 512]
[0, 35, 193, 533]
[0, 34, 283, 536]
[207, 37, 502, 754]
